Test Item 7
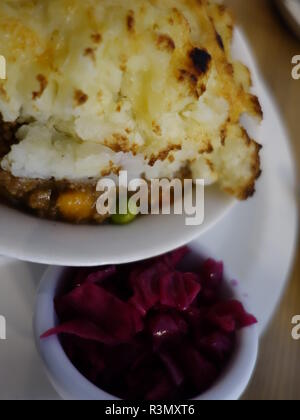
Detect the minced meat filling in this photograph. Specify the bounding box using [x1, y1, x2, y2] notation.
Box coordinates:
[0, 117, 107, 224]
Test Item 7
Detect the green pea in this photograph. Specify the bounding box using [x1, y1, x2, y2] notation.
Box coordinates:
[111, 200, 138, 225]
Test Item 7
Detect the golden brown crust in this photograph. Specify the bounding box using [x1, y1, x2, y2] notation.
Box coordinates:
[156, 34, 176, 52]
[149, 144, 182, 167]
[216, 125, 262, 200]
[0, 0, 263, 205]
[227, 142, 262, 201]
[32, 74, 48, 100]
[126, 10, 135, 33]
[84, 47, 97, 62]
[74, 90, 89, 107]
[91, 33, 102, 44]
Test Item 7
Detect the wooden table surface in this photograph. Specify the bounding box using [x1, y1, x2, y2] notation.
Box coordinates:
[225, 0, 300, 400]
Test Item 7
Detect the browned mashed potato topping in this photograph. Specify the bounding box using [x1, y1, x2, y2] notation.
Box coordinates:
[0, 0, 262, 224]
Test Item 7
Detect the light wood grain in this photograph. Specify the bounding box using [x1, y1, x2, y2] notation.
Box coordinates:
[225, 0, 300, 400]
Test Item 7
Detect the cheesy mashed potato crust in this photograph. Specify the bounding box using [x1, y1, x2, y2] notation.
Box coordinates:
[0, 0, 262, 200]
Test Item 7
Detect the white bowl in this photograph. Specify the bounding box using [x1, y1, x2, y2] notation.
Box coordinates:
[0, 185, 234, 267]
[33, 263, 259, 401]
[0, 27, 261, 267]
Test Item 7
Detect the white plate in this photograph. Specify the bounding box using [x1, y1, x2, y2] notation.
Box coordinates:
[0, 29, 297, 398]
